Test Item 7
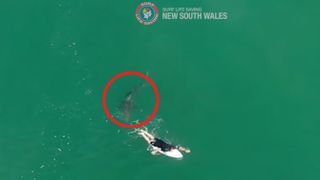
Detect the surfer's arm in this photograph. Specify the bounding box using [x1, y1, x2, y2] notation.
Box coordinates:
[151, 147, 162, 155]
[176, 146, 191, 153]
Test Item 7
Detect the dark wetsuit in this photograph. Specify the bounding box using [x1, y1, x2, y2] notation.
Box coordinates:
[150, 138, 176, 152]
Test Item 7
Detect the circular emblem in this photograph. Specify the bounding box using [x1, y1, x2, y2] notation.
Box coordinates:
[135, 2, 159, 25]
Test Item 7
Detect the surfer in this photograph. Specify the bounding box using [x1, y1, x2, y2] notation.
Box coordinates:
[138, 129, 191, 158]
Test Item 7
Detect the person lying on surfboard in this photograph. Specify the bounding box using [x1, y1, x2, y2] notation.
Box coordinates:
[138, 129, 191, 159]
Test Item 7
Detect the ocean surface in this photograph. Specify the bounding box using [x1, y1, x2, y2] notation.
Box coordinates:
[1, 0, 320, 179]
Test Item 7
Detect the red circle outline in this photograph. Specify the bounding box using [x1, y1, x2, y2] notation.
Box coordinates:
[102, 72, 159, 128]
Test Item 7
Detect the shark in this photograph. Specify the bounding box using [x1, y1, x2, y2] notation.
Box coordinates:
[118, 82, 146, 122]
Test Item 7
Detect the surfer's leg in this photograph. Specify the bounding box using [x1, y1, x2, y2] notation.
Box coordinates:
[138, 132, 153, 144]
[142, 130, 155, 140]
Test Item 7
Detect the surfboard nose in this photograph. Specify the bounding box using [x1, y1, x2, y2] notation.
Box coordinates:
[163, 149, 183, 159]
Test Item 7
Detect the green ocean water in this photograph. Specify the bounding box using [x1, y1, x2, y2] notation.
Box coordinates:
[1, 0, 320, 179]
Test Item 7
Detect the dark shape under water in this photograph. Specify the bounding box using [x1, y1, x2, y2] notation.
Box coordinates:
[118, 82, 146, 121]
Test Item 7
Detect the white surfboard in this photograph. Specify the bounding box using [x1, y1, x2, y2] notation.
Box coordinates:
[162, 149, 183, 159]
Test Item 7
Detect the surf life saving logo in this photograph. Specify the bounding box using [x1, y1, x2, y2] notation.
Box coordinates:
[135, 2, 159, 25]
